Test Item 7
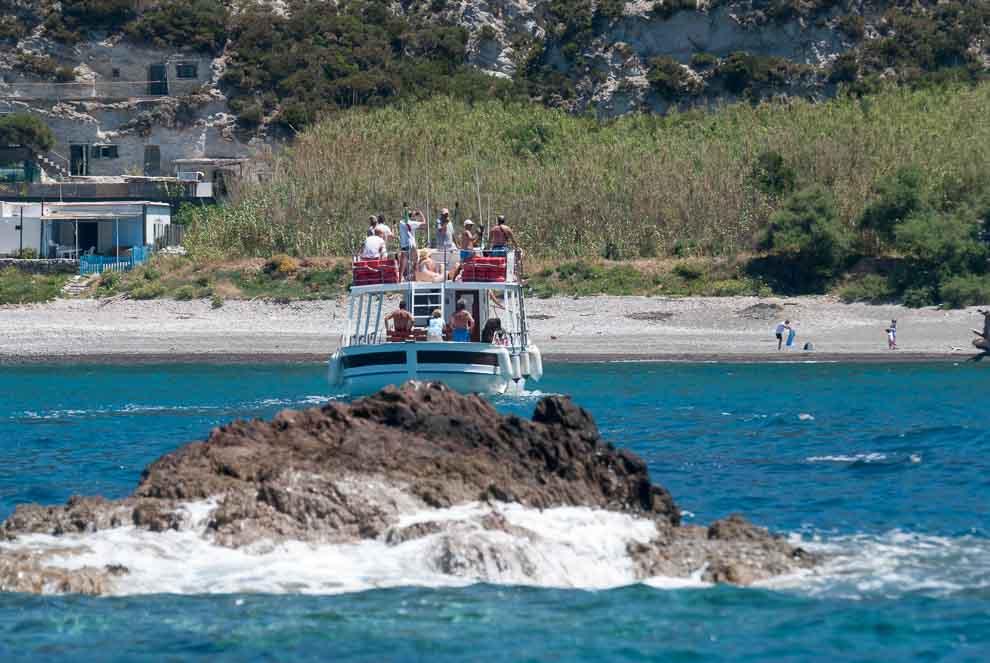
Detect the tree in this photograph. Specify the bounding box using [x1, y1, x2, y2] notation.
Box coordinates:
[759, 185, 851, 286]
[859, 166, 925, 248]
[894, 209, 987, 284]
[0, 113, 55, 152]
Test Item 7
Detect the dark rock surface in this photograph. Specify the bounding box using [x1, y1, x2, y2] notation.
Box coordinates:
[0, 383, 816, 594]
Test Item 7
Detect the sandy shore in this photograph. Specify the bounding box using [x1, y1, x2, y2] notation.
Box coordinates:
[0, 295, 986, 364]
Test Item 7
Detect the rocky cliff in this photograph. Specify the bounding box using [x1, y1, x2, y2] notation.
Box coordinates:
[0, 0, 985, 147]
[0, 383, 815, 595]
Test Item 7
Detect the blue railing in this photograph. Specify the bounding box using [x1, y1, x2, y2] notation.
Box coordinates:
[79, 246, 152, 275]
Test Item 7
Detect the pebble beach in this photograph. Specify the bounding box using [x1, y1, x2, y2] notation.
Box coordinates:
[0, 295, 985, 363]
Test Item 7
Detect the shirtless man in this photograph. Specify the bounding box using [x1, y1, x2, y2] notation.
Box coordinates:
[453, 219, 477, 281]
[460, 219, 477, 262]
[385, 300, 415, 336]
[489, 215, 517, 257]
[450, 299, 474, 342]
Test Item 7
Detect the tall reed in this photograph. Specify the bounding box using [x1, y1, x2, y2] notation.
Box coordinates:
[183, 83, 990, 259]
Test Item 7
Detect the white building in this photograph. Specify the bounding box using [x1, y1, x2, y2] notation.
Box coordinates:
[0, 200, 170, 258]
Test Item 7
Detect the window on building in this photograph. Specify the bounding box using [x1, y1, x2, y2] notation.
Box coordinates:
[111, 68, 120, 79]
[175, 62, 198, 79]
[90, 145, 119, 159]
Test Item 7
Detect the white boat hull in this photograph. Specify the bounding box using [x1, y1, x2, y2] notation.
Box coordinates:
[328, 342, 537, 396]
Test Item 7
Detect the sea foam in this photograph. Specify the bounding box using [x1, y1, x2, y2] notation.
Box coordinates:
[0, 502, 665, 596]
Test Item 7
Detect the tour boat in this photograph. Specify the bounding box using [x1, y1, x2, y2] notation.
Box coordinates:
[328, 249, 543, 395]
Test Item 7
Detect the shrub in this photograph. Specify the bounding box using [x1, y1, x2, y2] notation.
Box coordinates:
[750, 150, 796, 197]
[0, 113, 55, 152]
[839, 274, 896, 303]
[264, 254, 300, 276]
[859, 166, 925, 247]
[98, 271, 120, 291]
[829, 52, 859, 83]
[939, 274, 990, 308]
[690, 52, 718, 69]
[836, 14, 865, 40]
[717, 52, 793, 94]
[17, 248, 39, 259]
[130, 282, 165, 300]
[0, 267, 65, 304]
[173, 285, 197, 300]
[758, 185, 852, 286]
[211, 294, 224, 308]
[647, 56, 700, 99]
[673, 262, 705, 280]
[902, 285, 936, 308]
[125, 0, 228, 54]
[596, 0, 626, 20]
[894, 210, 987, 282]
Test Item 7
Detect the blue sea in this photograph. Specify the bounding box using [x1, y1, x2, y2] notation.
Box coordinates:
[1, 362, 989, 661]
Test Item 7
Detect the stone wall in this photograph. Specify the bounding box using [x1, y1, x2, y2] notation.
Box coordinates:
[0, 258, 78, 274]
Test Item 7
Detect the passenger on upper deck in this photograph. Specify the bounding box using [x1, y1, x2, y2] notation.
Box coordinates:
[360, 227, 387, 260]
[451, 219, 478, 281]
[399, 208, 426, 281]
[385, 300, 415, 336]
[416, 248, 445, 283]
[489, 215, 517, 257]
[435, 207, 459, 271]
[367, 215, 378, 236]
[460, 219, 477, 262]
[450, 299, 474, 342]
[374, 215, 394, 243]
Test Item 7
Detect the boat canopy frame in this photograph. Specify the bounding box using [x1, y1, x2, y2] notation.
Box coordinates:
[341, 280, 528, 350]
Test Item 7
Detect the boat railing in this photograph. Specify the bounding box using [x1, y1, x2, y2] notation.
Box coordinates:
[350, 249, 521, 286]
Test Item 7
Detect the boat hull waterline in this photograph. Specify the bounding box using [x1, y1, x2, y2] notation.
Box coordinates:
[328, 342, 542, 396]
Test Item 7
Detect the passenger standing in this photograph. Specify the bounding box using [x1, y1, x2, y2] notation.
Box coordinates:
[451, 299, 475, 343]
[436, 208, 459, 273]
[460, 219, 477, 262]
[427, 309, 445, 342]
[489, 215, 517, 257]
[367, 215, 378, 237]
[399, 208, 426, 281]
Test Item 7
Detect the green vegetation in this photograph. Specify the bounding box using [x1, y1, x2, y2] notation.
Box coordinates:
[222, 0, 520, 128]
[647, 57, 700, 99]
[182, 84, 989, 262]
[756, 186, 851, 290]
[526, 260, 769, 298]
[94, 256, 350, 302]
[0, 113, 55, 152]
[0, 268, 67, 305]
[124, 0, 227, 54]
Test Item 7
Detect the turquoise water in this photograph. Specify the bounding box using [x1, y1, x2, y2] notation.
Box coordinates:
[1, 362, 989, 661]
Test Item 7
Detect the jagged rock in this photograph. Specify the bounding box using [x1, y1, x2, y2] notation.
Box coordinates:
[1, 382, 816, 592]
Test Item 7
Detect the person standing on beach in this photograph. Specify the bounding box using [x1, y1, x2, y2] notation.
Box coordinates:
[775, 320, 791, 351]
[886, 320, 898, 350]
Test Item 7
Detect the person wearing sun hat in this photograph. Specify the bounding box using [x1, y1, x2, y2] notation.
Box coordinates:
[460, 219, 477, 263]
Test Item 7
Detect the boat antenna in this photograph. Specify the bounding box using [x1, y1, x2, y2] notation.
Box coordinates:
[425, 174, 432, 248]
[474, 164, 484, 250]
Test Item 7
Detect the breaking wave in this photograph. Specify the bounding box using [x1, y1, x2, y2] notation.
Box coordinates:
[0, 502, 665, 596]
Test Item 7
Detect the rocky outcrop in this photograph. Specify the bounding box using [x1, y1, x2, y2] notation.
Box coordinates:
[0, 382, 816, 594]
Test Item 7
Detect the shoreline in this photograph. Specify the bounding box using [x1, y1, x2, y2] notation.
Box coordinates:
[1, 296, 987, 366]
[0, 351, 981, 366]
